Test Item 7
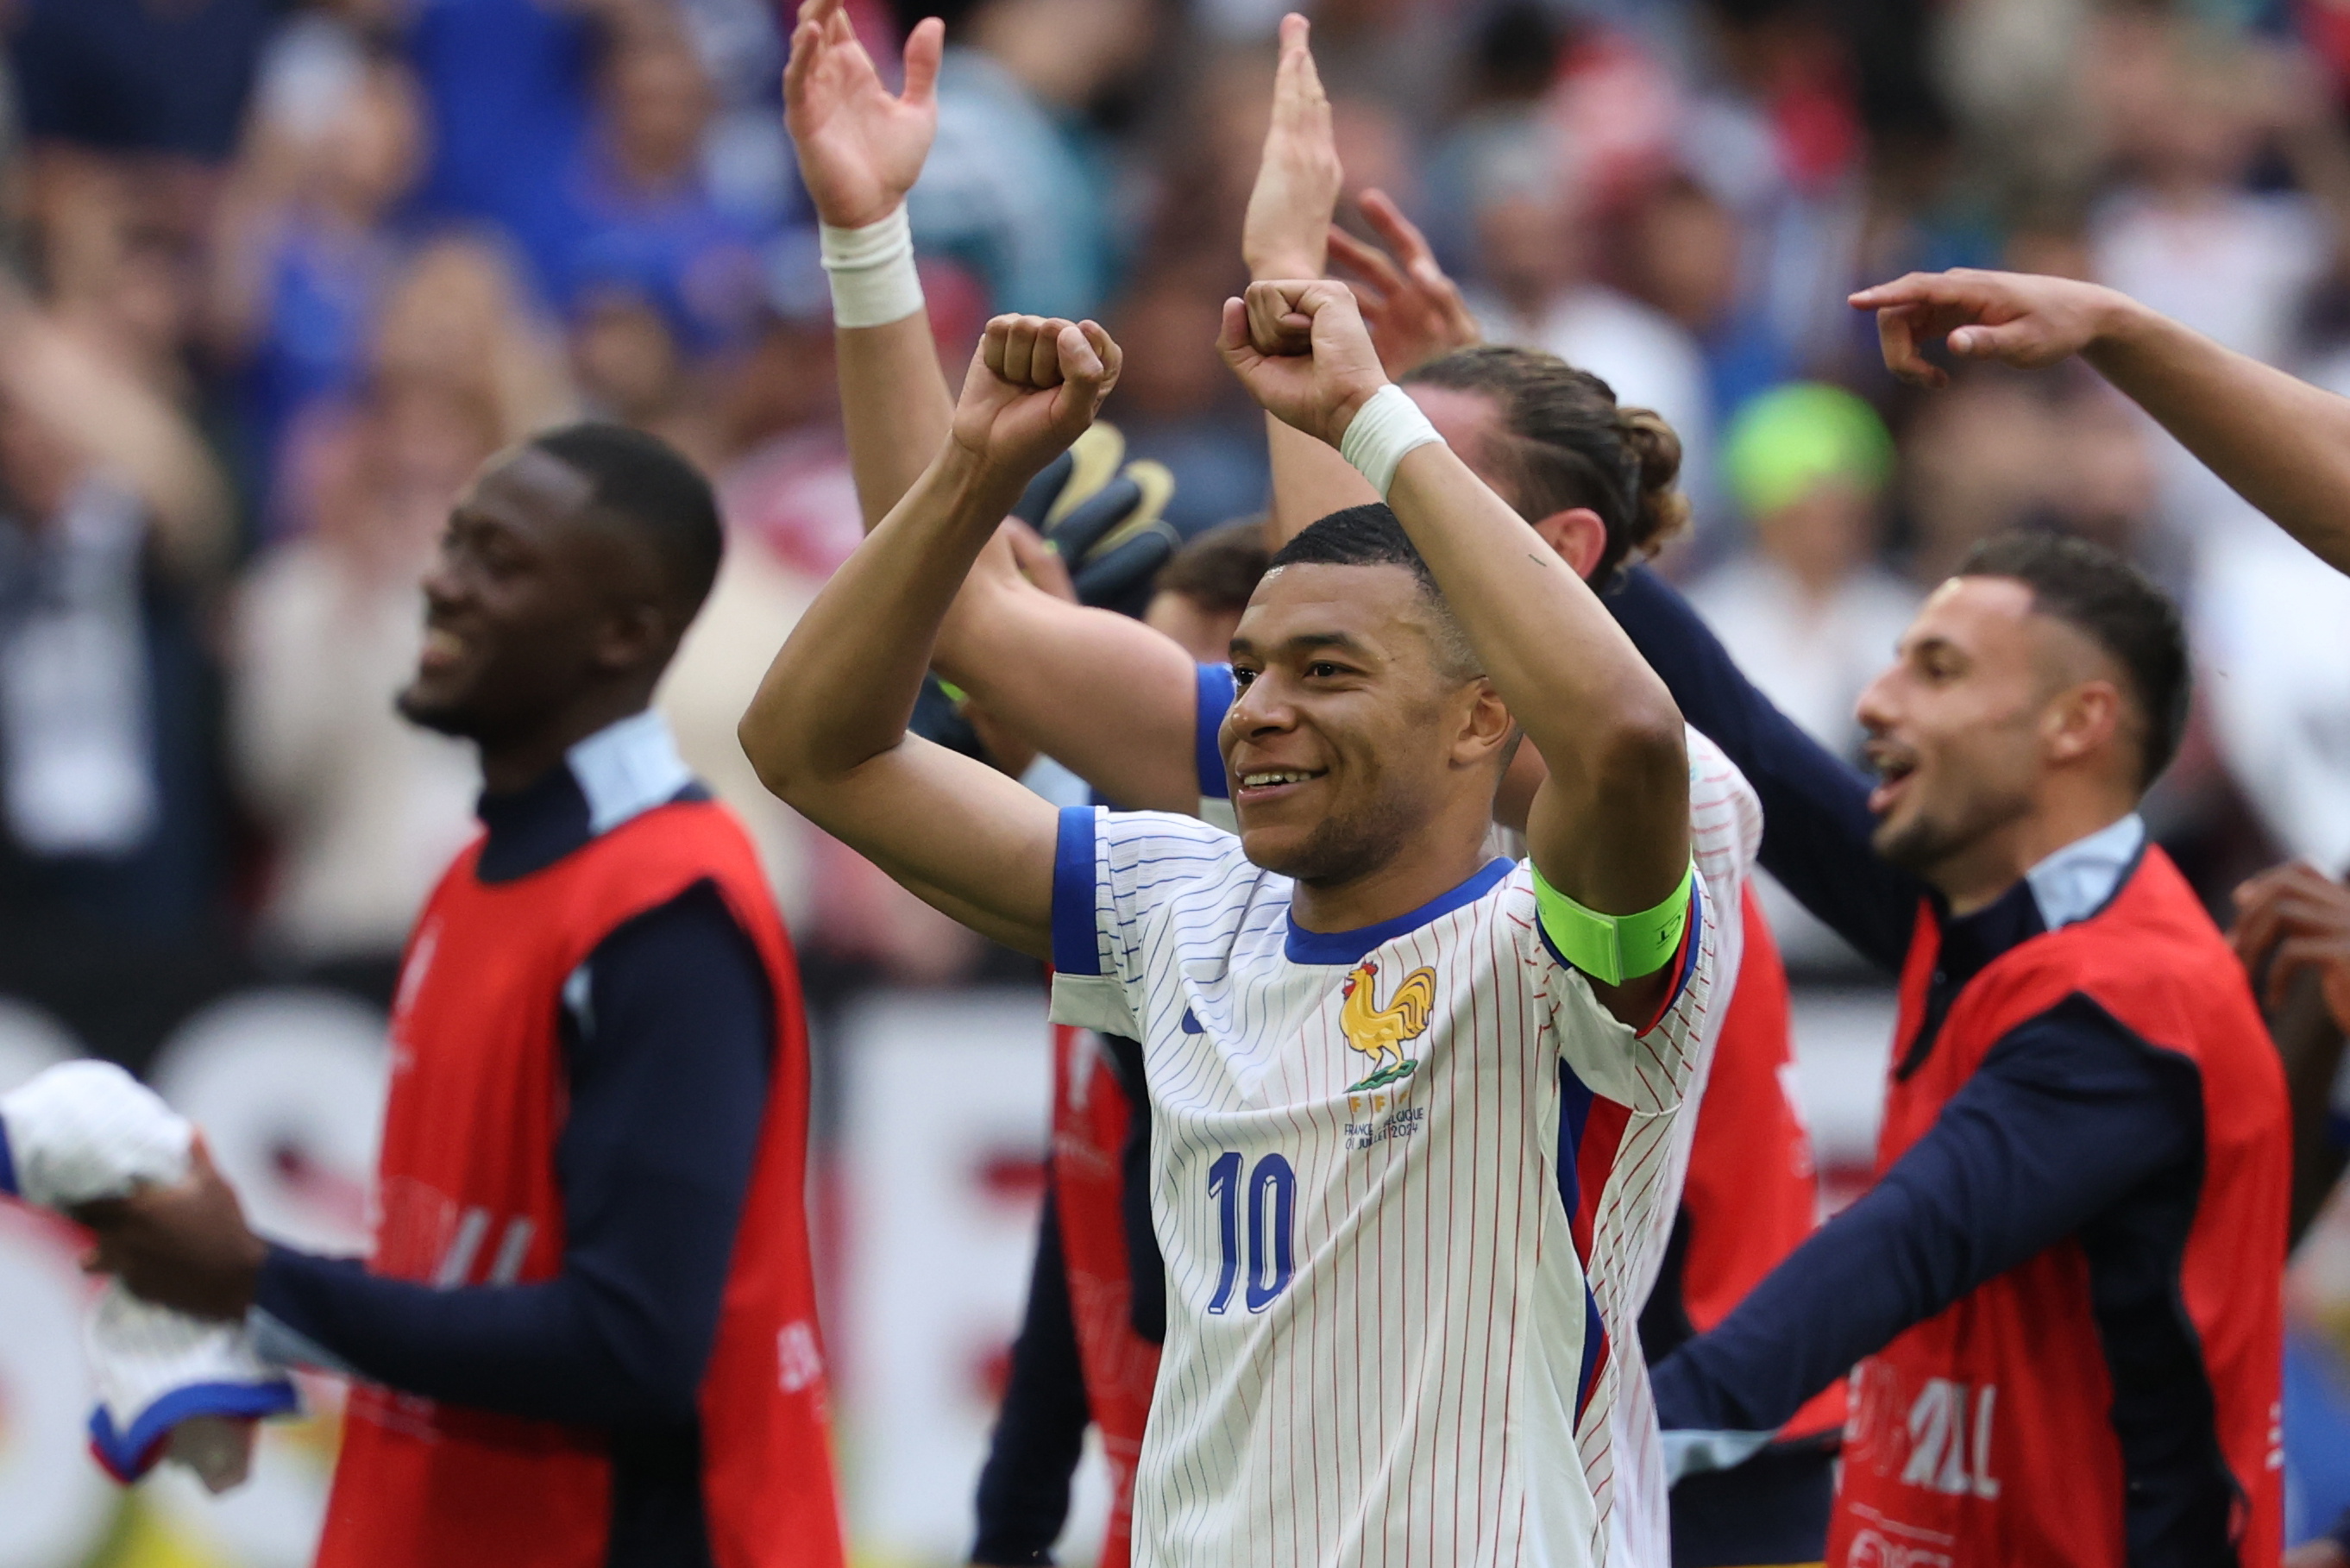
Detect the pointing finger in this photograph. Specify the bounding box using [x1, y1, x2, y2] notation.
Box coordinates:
[1850, 272, 1959, 311]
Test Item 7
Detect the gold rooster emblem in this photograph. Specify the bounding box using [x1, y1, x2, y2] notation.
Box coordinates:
[1340, 960, 1438, 1092]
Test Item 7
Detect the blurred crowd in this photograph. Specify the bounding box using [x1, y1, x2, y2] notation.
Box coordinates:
[6, 0, 2350, 1051]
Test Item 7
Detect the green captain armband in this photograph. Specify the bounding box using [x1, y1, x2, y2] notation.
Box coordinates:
[1531, 859, 1696, 987]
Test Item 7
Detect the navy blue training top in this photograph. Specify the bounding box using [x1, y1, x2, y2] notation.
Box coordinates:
[1607, 569, 2239, 1559]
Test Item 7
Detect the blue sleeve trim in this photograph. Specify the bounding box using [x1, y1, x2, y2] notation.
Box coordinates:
[1195, 664, 1235, 801]
[88, 1377, 300, 1483]
[1052, 806, 1102, 976]
[1642, 873, 1706, 1034]
[0, 1120, 16, 1197]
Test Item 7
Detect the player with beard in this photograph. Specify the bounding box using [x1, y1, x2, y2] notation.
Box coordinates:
[1606, 536, 2290, 1567]
[77, 424, 844, 1568]
[741, 263, 1756, 1562]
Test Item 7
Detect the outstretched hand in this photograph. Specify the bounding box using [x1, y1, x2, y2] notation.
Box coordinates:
[952, 316, 1123, 488]
[1329, 188, 1480, 376]
[1849, 268, 2129, 389]
[1241, 13, 1343, 280]
[2232, 860, 2350, 1031]
[783, 0, 944, 229]
[74, 1137, 266, 1322]
[1217, 279, 1389, 448]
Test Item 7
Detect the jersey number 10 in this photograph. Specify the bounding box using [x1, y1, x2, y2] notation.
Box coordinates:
[1205, 1151, 1296, 1314]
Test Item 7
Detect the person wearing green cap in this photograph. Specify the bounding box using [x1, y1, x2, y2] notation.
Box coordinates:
[1689, 382, 1918, 762]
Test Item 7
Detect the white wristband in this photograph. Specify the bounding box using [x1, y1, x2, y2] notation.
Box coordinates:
[820, 206, 926, 329]
[1336, 383, 1445, 498]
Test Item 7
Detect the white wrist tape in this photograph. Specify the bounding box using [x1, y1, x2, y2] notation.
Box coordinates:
[1337, 383, 1445, 498]
[820, 206, 925, 329]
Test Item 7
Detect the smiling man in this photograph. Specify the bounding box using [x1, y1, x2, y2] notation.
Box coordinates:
[79, 423, 844, 1568]
[1610, 535, 2290, 1567]
[740, 284, 1756, 1565]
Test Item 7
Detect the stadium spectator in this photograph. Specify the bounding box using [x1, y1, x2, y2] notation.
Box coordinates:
[1461, 125, 1716, 518]
[1690, 382, 1912, 761]
[1103, 267, 1270, 536]
[0, 289, 229, 944]
[207, 49, 429, 517]
[10, 0, 273, 166]
[907, 0, 1153, 318]
[228, 379, 491, 978]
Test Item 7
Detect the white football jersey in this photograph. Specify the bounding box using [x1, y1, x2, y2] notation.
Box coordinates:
[1049, 738, 1756, 1565]
[1175, 666, 1762, 1565]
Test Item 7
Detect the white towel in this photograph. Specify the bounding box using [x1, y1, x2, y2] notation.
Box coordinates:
[0, 1060, 298, 1490]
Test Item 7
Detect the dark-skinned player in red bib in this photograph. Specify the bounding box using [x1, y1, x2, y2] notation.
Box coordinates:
[78, 424, 845, 1568]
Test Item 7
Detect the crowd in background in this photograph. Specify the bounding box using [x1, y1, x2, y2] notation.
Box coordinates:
[5, 0, 2350, 1038]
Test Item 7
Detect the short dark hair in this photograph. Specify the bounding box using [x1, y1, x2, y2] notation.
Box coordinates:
[1155, 517, 1271, 614]
[1958, 531, 2190, 790]
[1267, 505, 1477, 677]
[530, 422, 723, 618]
[1269, 502, 1428, 585]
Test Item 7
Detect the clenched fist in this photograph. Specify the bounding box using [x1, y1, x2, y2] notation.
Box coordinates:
[1216, 279, 1390, 450]
[951, 316, 1124, 491]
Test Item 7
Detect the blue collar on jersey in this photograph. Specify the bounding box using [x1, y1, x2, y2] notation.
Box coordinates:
[1285, 856, 1515, 966]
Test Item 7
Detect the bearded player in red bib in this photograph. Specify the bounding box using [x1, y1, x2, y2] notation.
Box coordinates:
[79, 425, 845, 1568]
[1610, 532, 2290, 1565]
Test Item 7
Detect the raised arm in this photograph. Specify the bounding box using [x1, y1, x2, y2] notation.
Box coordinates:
[786, 0, 1203, 809]
[930, 540, 1209, 812]
[1242, 16, 1479, 549]
[1851, 267, 2350, 574]
[784, 0, 952, 527]
[739, 317, 1122, 957]
[0, 291, 229, 581]
[1220, 279, 1689, 920]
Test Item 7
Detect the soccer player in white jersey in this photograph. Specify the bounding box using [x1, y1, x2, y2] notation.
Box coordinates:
[741, 263, 1753, 1562]
[778, 7, 1775, 1553]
